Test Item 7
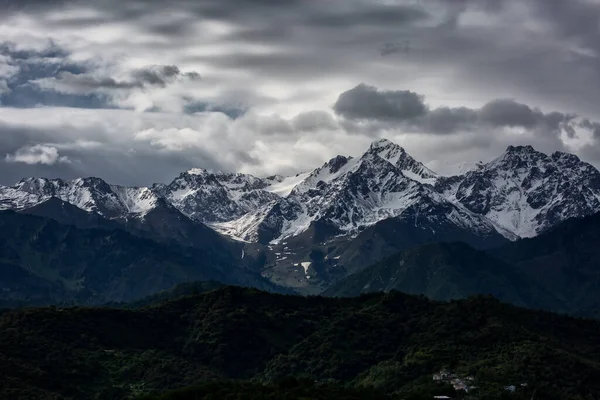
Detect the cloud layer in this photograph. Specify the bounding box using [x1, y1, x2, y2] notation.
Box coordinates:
[1, 0, 600, 185]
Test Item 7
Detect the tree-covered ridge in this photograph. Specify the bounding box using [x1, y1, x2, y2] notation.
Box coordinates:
[323, 242, 563, 312]
[324, 211, 600, 318]
[0, 211, 282, 307]
[107, 281, 228, 308]
[1, 286, 599, 399]
[494, 211, 600, 318]
[135, 379, 400, 400]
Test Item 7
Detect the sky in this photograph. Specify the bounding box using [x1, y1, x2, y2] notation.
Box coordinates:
[1, 0, 600, 186]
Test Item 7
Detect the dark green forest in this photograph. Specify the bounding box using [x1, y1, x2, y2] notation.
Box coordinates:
[327, 212, 600, 318]
[0, 211, 283, 307]
[1, 286, 599, 399]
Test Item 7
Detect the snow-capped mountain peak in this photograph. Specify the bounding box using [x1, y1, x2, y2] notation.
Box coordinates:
[156, 169, 280, 231]
[551, 150, 585, 167]
[366, 138, 438, 184]
[436, 144, 600, 237]
[186, 167, 211, 175]
[505, 144, 535, 153]
[487, 145, 548, 170]
[369, 137, 395, 149]
[367, 138, 406, 161]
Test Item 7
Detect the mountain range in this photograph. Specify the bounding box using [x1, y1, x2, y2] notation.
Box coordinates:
[5, 200, 600, 317]
[3, 139, 600, 294]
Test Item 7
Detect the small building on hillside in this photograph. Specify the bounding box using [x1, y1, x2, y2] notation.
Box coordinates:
[451, 379, 469, 392]
[433, 369, 456, 381]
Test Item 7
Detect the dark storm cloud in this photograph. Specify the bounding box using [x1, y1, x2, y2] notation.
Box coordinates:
[34, 65, 200, 94]
[419, 107, 478, 134]
[304, 6, 428, 29]
[466, 99, 577, 136]
[131, 65, 200, 88]
[480, 99, 543, 128]
[333, 84, 427, 122]
[334, 84, 595, 137]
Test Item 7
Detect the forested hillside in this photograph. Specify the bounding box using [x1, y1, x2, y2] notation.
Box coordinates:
[0, 286, 598, 399]
[0, 212, 281, 307]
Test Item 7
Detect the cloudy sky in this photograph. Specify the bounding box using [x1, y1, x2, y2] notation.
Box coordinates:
[1, 0, 600, 186]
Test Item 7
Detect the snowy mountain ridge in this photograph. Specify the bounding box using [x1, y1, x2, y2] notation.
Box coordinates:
[0, 177, 161, 218]
[435, 145, 600, 237]
[1, 140, 599, 244]
[255, 139, 506, 243]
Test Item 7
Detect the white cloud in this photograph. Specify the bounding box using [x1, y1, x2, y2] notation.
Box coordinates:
[134, 127, 207, 151]
[6, 144, 70, 165]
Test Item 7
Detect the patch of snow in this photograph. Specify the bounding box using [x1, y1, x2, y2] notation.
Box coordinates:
[186, 168, 210, 175]
[300, 261, 312, 276]
[291, 156, 361, 196]
[265, 172, 311, 197]
[208, 206, 274, 242]
[0, 187, 44, 210]
[111, 186, 158, 215]
[401, 169, 437, 185]
[427, 161, 482, 177]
